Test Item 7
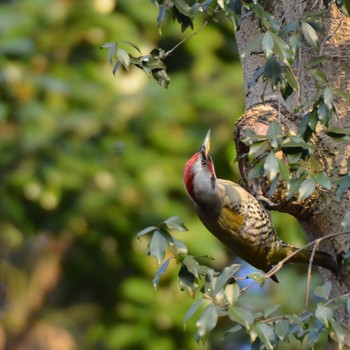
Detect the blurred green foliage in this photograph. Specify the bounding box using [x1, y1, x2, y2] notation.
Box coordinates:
[0, 1, 315, 349]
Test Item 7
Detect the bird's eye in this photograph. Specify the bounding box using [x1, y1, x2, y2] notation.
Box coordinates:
[201, 159, 206, 165]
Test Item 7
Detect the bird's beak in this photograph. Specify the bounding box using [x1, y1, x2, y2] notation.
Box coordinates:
[201, 130, 211, 158]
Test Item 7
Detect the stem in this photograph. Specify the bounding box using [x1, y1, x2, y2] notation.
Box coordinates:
[265, 230, 350, 280]
[305, 239, 320, 308]
[163, 6, 220, 60]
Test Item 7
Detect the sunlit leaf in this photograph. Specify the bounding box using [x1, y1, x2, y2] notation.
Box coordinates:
[196, 304, 218, 341]
[298, 178, 315, 200]
[264, 152, 279, 182]
[262, 31, 274, 57]
[247, 272, 266, 286]
[116, 47, 130, 70]
[301, 21, 319, 47]
[225, 281, 240, 305]
[162, 216, 188, 231]
[315, 304, 333, 327]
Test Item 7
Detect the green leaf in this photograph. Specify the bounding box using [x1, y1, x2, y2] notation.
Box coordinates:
[301, 21, 319, 47]
[325, 126, 350, 139]
[284, 66, 299, 92]
[225, 282, 240, 305]
[333, 87, 350, 100]
[116, 47, 130, 70]
[336, 174, 350, 201]
[264, 152, 279, 182]
[264, 58, 282, 86]
[162, 216, 188, 231]
[298, 178, 315, 200]
[315, 281, 332, 300]
[148, 230, 168, 265]
[266, 121, 283, 148]
[196, 304, 218, 341]
[323, 87, 334, 110]
[306, 55, 328, 67]
[262, 31, 274, 58]
[105, 42, 116, 65]
[248, 158, 265, 180]
[248, 65, 265, 89]
[152, 66, 170, 89]
[315, 304, 333, 328]
[169, 237, 188, 259]
[252, 322, 274, 350]
[278, 159, 290, 182]
[314, 172, 331, 190]
[183, 255, 201, 278]
[275, 319, 289, 341]
[118, 40, 142, 54]
[213, 264, 240, 294]
[330, 320, 346, 345]
[248, 140, 270, 162]
[228, 305, 255, 329]
[271, 32, 294, 63]
[153, 257, 172, 289]
[248, 272, 266, 286]
[317, 101, 332, 126]
[184, 298, 203, 325]
[136, 225, 158, 239]
[157, 4, 166, 31]
[173, 0, 192, 17]
[178, 263, 198, 298]
[309, 68, 328, 84]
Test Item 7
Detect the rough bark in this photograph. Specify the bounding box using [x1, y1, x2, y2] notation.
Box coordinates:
[234, 1, 350, 328]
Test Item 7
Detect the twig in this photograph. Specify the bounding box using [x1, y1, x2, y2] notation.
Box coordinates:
[305, 239, 320, 308]
[163, 6, 220, 60]
[265, 230, 350, 280]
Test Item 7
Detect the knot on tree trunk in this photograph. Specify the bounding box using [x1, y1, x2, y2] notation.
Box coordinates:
[234, 104, 322, 219]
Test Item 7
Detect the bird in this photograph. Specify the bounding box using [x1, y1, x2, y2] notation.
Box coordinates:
[184, 130, 338, 282]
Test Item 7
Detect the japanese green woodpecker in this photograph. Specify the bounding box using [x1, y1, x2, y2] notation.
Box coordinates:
[184, 130, 338, 282]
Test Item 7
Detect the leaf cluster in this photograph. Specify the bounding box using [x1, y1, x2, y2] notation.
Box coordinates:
[101, 42, 170, 88]
[138, 217, 350, 348]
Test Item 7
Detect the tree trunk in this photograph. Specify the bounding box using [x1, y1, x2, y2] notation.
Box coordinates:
[234, 1, 350, 328]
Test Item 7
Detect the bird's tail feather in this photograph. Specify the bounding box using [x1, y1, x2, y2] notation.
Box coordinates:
[271, 244, 339, 276]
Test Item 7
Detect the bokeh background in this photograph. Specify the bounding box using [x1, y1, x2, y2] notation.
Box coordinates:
[0, 1, 323, 349]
